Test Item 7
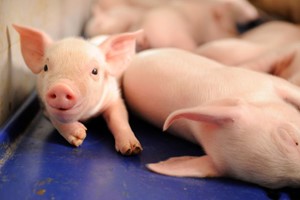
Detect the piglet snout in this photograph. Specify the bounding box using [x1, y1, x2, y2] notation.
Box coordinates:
[46, 84, 77, 110]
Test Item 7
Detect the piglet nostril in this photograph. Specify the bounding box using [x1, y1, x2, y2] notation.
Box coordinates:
[66, 94, 73, 100]
[49, 93, 56, 99]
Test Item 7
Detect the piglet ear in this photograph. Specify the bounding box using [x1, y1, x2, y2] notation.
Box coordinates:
[272, 124, 300, 155]
[13, 24, 53, 74]
[163, 99, 242, 131]
[99, 29, 143, 78]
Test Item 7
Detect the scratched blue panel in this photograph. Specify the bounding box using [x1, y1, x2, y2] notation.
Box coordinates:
[0, 94, 299, 200]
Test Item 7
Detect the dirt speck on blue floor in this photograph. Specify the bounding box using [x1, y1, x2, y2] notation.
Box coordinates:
[36, 189, 46, 195]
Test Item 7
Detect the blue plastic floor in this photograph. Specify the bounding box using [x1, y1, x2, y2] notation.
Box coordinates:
[0, 93, 299, 200]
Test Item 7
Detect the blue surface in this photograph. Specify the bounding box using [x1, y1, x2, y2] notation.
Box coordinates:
[0, 93, 299, 200]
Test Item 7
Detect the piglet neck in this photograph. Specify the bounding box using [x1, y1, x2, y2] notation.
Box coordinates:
[89, 76, 120, 118]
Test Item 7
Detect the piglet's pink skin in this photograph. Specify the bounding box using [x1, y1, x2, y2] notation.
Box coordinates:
[14, 24, 142, 155]
[136, 0, 239, 51]
[123, 48, 300, 188]
[240, 43, 300, 87]
[196, 21, 300, 65]
[84, 4, 145, 37]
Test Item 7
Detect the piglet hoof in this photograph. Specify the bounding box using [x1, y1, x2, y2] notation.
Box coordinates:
[70, 136, 85, 147]
[67, 123, 87, 147]
[116, 139, 143, 156]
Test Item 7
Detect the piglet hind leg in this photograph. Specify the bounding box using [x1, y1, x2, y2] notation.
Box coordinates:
[51, 120, 87, 147]
[147, 155, 222, 178]
[103, 99, 142, 155]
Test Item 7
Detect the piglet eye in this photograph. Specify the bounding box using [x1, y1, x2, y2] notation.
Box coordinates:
[92, 68, 98, 75]
[44, 65, 48, 72]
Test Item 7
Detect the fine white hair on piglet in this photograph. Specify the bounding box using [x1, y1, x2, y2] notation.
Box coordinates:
[14, 24, 143, 155]
[123, 48, 300, 188]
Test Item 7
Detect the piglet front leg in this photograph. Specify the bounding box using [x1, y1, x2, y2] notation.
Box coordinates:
[103, 98, 142, 155]
[51, 119, 87, 147]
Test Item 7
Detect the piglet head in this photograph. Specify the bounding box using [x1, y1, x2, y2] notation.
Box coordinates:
[13, 24, 142, 123]
[163, 99, 300, 188]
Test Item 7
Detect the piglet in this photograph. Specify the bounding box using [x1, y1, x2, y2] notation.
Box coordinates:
[13, 24, 142, 155]
[196, 21, 300, 65]
[240, 42, 300, 87]
[84, 3, 144, 37]
[123, 48, 300, 188]
[135, 0, 239, 51]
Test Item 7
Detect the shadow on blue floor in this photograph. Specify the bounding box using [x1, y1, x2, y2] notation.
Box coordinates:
[0, 93, 299, 200]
